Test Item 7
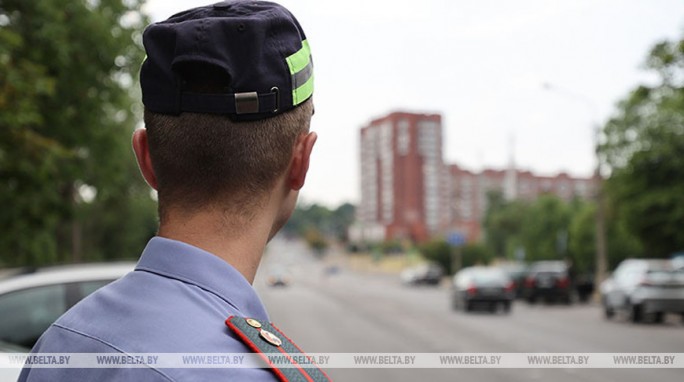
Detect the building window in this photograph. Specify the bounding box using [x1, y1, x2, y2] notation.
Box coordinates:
[397, 119, 409, 155]
[418, 121, 439, 158]
[380, 122, 393, 223]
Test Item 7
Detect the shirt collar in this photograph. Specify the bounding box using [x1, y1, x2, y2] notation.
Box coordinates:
[135, 236, 269, 320]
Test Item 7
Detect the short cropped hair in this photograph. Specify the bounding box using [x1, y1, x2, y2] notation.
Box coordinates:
[144, 96, 312, 222]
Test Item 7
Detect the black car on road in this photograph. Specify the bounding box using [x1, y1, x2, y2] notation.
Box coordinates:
[452, 266, 515, 313]
[523, 261, 574, 304]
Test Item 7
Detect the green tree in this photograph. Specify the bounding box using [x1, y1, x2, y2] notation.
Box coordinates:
[483, 190, 527, 258]
[600, 35, 684, 257]
[419, 240, 492, 274]
[331, 203, 356, 242]
[568, 202, 595, 273]
[483, 190, 507, 257]
[419, 239, 451, 273]
[0, 0, 155, 266]
[461, 243, 493, 269]
[519, 195, 572, 262]
[282, 202, 356, 244]
[485, 194, 592, 264]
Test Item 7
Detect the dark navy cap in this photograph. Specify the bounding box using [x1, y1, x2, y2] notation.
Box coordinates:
[140, 0, 313, 121]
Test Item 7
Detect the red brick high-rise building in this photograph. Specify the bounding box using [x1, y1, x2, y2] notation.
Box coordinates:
[352, 112, 449, 243]
[351, 111, 597, 245]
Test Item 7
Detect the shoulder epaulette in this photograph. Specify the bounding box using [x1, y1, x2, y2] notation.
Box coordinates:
[226, 316, 332, 382]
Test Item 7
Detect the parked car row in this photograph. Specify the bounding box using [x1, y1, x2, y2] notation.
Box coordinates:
[405, 257, 684, 322]
[455, 260, 595, 305]
[449, 260, 590, 315]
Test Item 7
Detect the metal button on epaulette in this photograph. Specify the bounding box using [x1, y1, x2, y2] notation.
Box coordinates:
[259, 329, 282, 347]
[245, 318, 262, 328]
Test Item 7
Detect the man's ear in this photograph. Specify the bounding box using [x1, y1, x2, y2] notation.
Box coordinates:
[288, 131, 317, 191]
[132, 128, 158, 190]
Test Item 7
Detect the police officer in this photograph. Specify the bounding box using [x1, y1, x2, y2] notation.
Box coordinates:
[19, 1, 329, 381]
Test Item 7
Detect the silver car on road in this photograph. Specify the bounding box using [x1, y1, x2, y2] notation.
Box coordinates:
[600, 259, 684, 323]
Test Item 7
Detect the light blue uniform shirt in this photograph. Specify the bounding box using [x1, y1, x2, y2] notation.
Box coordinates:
[18, 237, 277, 381]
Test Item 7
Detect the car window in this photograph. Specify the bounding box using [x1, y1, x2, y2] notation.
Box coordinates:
[472, 270, 508, 284]
[0, 284, 67, 348]
[646, 268, 684, 284]
[674, 269, 684, 283]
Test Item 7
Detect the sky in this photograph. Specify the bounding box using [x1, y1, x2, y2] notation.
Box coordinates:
[142, 0, 684, 207]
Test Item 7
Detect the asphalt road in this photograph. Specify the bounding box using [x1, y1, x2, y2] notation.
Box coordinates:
[255, 239, 684, 382]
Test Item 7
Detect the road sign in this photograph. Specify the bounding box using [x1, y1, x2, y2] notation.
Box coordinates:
[446, 232, 466, 247]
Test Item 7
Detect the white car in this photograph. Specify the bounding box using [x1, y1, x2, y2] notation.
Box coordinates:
[600, 259, 684, 323]
[0, 263, 135, 350]
[400, 263, 444, 286]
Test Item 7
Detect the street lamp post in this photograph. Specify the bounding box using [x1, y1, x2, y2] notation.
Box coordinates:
[594, 163, 608, 291]
[542, 83, 608, 293]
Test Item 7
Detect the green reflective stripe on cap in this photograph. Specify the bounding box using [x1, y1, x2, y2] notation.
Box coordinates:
[293, 74, 313, 105]
[292, 59, 313, 91]
[286, 39, 311, 74]
[286, 39, 313, 105]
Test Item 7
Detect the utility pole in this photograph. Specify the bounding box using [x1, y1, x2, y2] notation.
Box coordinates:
[594, 134, 608, 289]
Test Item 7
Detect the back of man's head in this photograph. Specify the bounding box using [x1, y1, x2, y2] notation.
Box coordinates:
[144, 95, 313, 221]
[138, 1, 314, 222]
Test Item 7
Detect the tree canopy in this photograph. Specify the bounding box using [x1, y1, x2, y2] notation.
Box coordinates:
[600, 35, 684, 258]
[0, 0, 156, 266]
[282, 202, 356, 251]
[481, 191, 640, 273]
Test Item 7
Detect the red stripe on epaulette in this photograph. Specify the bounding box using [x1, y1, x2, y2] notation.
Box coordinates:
[270, 323, 332, 382]
[226, 316, 319, 382]
[273, 345, 314, 382]
[225, 317, 289, 382]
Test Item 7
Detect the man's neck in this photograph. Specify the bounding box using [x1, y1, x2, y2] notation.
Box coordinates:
[157, 209, 275, 284]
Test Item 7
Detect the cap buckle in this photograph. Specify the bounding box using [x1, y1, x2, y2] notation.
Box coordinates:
[235, 92, 259, 114]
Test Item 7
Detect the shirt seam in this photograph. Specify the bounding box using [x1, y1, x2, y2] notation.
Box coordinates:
[51, 323, 177, 382]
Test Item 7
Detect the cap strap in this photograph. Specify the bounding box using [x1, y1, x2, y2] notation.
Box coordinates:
[179, 91, 278, 115]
